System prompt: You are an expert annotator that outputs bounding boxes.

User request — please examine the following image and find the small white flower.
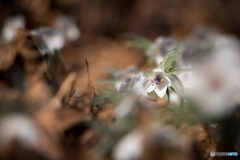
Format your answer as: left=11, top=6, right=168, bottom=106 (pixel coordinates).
left=54, top=15, right=80, bottom=41
left=30, top=27, right=65, bottom=55
left=113, top=129, right=143, bottom=160
left=114, top=65, right=142, bottom=90
left=0, top=114, right=41, bottom=149
left=1, top=15, right=25, bottom=42
left=118, top=74, right=148, bottom=97
left=192, top=35, right=240, bottom=117
left=143, top=68, right=171, bottom=98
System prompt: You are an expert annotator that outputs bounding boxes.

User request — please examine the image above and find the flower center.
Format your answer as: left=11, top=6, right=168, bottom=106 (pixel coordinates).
left=153, top=73, right=165, bottom=85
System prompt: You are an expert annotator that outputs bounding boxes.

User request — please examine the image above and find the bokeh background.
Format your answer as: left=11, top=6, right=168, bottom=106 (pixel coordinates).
left=0, top=0, right=240, bottom=160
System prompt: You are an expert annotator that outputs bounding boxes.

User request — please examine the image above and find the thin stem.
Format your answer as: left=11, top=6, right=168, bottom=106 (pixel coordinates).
left=172, top=74, right=184, bottom=109
left=172, top=75, right=184, bottom=93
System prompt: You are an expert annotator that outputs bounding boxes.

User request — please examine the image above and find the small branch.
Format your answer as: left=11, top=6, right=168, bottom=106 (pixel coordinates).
left=85, top=59, right=90, bottom=81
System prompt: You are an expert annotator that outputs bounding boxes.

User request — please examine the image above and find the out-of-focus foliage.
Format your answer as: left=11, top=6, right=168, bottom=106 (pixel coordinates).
left=1, top=1, right=240, bottom=160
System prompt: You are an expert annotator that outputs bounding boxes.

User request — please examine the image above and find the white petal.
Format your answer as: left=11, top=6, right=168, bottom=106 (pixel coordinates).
left=154, top=78, right=170, bottom=98
left=113, top=129, right=143, bottom=160
left=133, top=79, right=148, bottom=97
left=118, top=83, right=129, bottom=94
left=153, top=68, right=164, bottom=73
left=142, top=76, right=154, bottom=93
left=154, top=85, right=168, bottom=98
left=115, top=81, right=123, bottom=90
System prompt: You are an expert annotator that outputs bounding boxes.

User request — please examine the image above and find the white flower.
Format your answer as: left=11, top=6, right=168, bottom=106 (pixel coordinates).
left=1, top=15, right=25, bottom=42
left=118, top=74, right=148, bottom=97
left=0, top=114, right=41, bottom=149
left=54, top=15, right=80, bottom=41
left=192, top=35, right=240, bottom=117
left=114, top=65, right=142, bottom=90
left=146, top=37, right=175, bottom=64
left=143, top=68, right=171, bottom=98
left=30, top=27, right=65, bottom=55
left=113, top=129, right=143, bottom=160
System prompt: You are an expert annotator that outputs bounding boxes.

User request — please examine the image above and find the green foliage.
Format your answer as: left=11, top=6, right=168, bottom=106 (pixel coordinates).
left=127, top=34, right=152, bottom=52
left=104, top=66, right=120, bottom=77
left=97, top=78, right=116, bottom=84
left=95, top=88, right=121, bottom=106
left=158, top=42, right=183, bottom=71
left=170, top=81, right=187, bottom=100
left=166, top=68, right=192, bottom=75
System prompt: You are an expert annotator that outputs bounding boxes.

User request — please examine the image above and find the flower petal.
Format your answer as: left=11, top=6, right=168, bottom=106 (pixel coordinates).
left=154, top=77, right=170, bottom=98
left=154, top=84, right=168, bottom=98
left=142, top=76, right=154, bottom=93
left=132, top=77, right=148, bottom=97
left=153, top=68, right=164, bottom=73
left=118, top=83, right=129, bottom=94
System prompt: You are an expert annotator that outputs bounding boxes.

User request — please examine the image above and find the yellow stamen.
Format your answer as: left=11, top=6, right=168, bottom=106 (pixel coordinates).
left=127, top=87, right=129, bottom=90
left=161, top=77, right=165, bottom=83
left=149, top=77, right=152, bottom=80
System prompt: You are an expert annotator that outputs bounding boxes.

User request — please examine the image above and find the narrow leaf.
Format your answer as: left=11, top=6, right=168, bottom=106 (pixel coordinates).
left=164, top=51, right=182, bottom=71
left=165, top=65, right=172, bottom=72
left=157, top=42, right=183, bottom=69
left=147, top=57, right=154, bottom=65
left=170, top=81, right=187, bottom=100
left=167, top=68, right=192, bottom=75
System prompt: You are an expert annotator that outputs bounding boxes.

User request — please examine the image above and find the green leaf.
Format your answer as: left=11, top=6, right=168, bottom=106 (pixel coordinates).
left=170, top=81, right=187, bottom=100
left=167, top=68, right=192, bottom=75
left=126, top=34, right=152, bottom=52
left=127, top=40, right=150, bottom=51
left=97, top=79, right=116, bottom=84
left=166, top=74, right=175, bottom=79
left=104, top=66, right=119, bottom=76
left=157, top=42, right=183, bottom=70
left=164, top=51, right=182, bottom=71
left=147, top=57, right=154, bottom=65
left=143, top=71, right=155, bottom=76
left=165, top=65, right=172, bottom=72
left=128, top=34, right=152, bottom=45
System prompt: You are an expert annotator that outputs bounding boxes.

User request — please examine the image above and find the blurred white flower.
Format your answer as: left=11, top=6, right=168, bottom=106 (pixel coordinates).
left=147, top=36, right=175, bottom=64
left=30, top=27, right=65, bottom=55
left=54, top=15, right=80, bottom=41
left=118, top=74, right=148, bottom=97
left=115, top=95, right=138, bottom=120
left=113, top=129, right=143, bottom=160
left=169, top=91, right=180, bottom=104
left=143, top=68, right=171, bottom=98
left=114, top=65, right=142, bottom=89
left=193, top=35, right=240, bottom=117
left=0, top=114, right=41, bottom=149
left=177, top=26, right=216, bottom=69
left=1, top=15, right=25, bottom=42
left=178, top=72, right=193, bottom=90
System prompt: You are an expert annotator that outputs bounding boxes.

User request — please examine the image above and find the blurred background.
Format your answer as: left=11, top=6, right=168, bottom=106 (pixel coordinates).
left=1, top=0, right=240, bottom=160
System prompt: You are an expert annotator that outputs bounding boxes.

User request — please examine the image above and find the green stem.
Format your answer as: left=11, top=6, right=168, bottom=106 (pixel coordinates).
left=172, top=75, right=184, bottom=109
